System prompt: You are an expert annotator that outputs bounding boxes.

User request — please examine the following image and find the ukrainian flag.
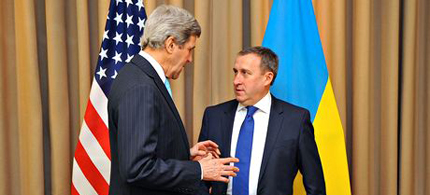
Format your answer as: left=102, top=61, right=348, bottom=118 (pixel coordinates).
left=262, top=0, right=351, bottom=194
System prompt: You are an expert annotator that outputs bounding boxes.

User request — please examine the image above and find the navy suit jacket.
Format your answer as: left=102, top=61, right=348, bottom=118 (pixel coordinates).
left=108, top=55, right=201, bottom=195
left=198, top=96, right=326, bottom=195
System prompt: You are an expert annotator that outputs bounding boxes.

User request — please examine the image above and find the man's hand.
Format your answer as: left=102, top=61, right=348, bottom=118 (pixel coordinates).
left=190, top=140, right=221, bottom=161
left=199, top=153, right=239, bottom=183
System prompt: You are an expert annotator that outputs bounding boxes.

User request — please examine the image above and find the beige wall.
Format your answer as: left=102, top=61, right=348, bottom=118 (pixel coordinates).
left=1, top=0, right=429, bottom=194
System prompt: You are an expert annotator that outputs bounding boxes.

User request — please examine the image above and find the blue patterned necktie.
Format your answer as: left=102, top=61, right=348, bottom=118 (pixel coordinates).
left=233, top=106, right=258, bottom=195
left=164, top=78, right=172, bottom=97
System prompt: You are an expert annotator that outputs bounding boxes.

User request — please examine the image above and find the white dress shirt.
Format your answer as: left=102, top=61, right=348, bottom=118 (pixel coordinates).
left=227, top=92, right=272, bottom=195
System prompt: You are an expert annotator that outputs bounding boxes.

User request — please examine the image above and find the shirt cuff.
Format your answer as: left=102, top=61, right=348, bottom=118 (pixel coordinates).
left=198, top=161, right=204, bottom=180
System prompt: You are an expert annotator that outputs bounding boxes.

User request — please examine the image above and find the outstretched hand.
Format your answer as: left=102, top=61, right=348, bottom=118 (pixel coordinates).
left=199, top=153, right=239, bottom=183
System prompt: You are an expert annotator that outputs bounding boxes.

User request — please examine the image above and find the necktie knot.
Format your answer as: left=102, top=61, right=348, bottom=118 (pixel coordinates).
left=246, top=106, right=258, bottom=117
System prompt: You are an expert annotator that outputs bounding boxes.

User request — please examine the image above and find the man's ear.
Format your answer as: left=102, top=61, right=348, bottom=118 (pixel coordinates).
left=164, top=36, right=176, bottom=54
left=265, top=71, right=274, bottom=86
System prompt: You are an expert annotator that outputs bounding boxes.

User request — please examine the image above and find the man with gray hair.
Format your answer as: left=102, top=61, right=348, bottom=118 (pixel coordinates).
left=108, top=5, right=239, bottom=195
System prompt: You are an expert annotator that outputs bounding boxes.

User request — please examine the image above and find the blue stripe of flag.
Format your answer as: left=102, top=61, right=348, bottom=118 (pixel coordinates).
left=263, top=0, right=328, bottom=122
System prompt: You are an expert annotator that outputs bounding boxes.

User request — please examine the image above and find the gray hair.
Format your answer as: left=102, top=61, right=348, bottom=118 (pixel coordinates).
left=141, top=5, right=201, bottom=49
left=238, top=46, right=279, bottom=85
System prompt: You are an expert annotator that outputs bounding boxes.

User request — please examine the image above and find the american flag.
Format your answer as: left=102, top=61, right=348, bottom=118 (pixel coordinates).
left=72, top=0, right=146, bottom=194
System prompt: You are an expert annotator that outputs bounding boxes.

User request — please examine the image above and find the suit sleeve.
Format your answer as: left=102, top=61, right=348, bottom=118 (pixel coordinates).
left=116, top=84, right=201, bottom=193
left=298, top=110, right=326, bottom=195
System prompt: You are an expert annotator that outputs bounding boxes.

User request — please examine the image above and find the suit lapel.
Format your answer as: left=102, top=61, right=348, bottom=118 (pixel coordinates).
left=220, top=100, right=238, bottom=192
left=222, top=101, right=238, bottom=158
left=131, top=55, right=191, bottom=154
left=258, top=95, right=284, bottom=183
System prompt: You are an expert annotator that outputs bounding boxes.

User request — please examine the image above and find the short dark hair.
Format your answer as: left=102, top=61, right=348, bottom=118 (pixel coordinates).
left=238, top=46, right=279, bottom=85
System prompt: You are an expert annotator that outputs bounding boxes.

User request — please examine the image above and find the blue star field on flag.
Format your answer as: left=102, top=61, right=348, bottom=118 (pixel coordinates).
left=95, top=0, right=147, bottom=96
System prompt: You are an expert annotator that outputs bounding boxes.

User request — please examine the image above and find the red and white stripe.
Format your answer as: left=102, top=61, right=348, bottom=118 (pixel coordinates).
left=72, top=79, right=111, bottom=195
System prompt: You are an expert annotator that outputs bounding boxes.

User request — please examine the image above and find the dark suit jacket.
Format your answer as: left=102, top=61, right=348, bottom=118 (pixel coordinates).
left=198, top=95, right=326, bottom=195
left=108, top=55, right=201, bottom=195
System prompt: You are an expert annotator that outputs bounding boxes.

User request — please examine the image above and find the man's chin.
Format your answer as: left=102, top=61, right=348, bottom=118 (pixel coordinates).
left=172, top=71, right=184, bottom=80
left=235, top=96, right=245, bottom=103
left=170, top=74, right=180, bottom=80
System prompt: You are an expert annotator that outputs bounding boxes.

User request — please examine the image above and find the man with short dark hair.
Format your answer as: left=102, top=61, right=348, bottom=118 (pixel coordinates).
left=108, top=5, right=239, bottom=195
left=199, top=46, right=326, bottom=195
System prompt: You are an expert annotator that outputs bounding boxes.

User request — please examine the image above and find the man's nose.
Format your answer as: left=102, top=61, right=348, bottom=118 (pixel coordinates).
left=187, top=54, right=193, bottom=63
left=233, top=75, right=241, bottom=85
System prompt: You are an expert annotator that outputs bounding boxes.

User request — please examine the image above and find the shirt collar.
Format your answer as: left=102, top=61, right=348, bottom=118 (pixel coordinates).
left=139, top=50, right=166, bottom=83
left=237, top=91, right=272, bottom=114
